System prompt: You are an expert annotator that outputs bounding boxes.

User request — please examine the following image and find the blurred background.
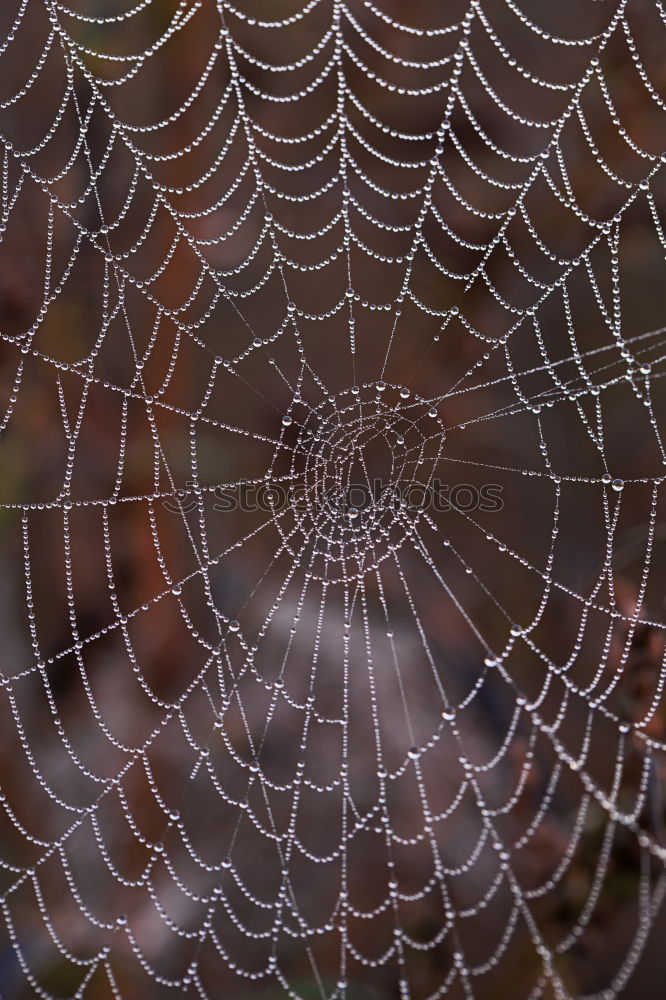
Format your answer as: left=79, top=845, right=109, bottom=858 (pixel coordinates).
left=1, top=0, right=666, bottom=997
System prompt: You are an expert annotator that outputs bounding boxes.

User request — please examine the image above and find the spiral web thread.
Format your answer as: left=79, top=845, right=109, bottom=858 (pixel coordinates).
left=2, top=0, right=666, bottom=997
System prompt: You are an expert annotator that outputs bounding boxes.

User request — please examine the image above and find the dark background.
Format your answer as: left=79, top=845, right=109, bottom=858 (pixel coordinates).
left=0, top=1, right=666, bottom=997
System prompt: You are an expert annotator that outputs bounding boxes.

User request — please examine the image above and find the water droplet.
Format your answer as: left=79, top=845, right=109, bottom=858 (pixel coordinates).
left=400, top=387, right=410, bottom=399
left=282, top=415, right=292, bottom=426
left=228, top=620, right=240, bottom=633
left=611, top=478, right=624, bottom=492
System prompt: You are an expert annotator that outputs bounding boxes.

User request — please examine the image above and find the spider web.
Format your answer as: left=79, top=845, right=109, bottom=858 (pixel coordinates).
left=1, top=0, right=666, bottom=997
